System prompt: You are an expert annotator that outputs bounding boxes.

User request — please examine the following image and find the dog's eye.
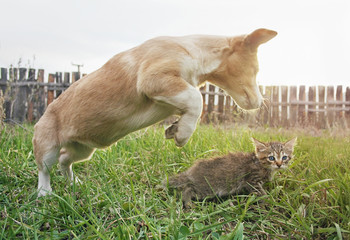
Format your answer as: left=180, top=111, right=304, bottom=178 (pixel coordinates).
left=268, top=156, right=275, bottom=161
left=282, top=156, right=288, bottom=161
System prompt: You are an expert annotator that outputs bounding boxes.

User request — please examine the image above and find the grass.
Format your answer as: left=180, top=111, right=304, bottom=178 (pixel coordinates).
left=1, top=123, right=350, bottom=239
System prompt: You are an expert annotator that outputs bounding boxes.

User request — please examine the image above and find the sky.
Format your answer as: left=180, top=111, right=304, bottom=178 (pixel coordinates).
left=0, top=0, right=350, bottom=86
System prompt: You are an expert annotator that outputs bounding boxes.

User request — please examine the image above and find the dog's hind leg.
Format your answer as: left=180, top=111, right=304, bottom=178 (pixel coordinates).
left=33, top=131, right=60, bottom=197
left=59, top=142, right=95, bottom=184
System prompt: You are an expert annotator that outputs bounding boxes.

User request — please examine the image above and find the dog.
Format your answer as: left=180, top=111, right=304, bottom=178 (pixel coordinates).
left=32, top=28, right=277, bottom=197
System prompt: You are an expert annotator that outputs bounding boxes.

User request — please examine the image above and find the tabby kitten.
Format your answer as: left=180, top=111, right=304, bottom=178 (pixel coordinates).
left=164, top=137, right=297, bottom=206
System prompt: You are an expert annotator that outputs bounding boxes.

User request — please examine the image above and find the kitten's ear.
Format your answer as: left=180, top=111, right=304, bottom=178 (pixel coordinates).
left=252, top=137, right=268, bottom=152
left=284, top=137, right=297, bottom=151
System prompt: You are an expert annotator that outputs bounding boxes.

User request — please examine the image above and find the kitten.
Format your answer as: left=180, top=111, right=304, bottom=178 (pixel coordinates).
left=164, top=137, right=297, bottom=206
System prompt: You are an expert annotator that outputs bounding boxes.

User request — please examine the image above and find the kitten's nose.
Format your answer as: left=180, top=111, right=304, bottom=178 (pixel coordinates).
left=276, top=161, right=282, bottom=168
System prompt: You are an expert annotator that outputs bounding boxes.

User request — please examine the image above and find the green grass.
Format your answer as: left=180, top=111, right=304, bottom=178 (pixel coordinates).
left=1, top=124, right=350, bottom=239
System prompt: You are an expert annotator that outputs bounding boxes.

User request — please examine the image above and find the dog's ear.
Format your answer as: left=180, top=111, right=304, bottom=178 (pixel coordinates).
left=244, top=28, right=277, bottom=51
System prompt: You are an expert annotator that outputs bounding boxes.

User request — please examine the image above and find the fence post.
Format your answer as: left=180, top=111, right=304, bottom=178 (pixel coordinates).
left=298, top=86, right=306, bottom=126
left=218, top=89, right=224, bottom=122
left=207, top=84, right=215, bottom=123
left=317, top=86, right=326, bottom=128
left=36, top=69, right=46, bottom=119
left=308, top=86, right=316, bottom=126
left=0, top=68, right=7, bottom=96
left=0, top=68, right=9, bottom=121
left=12, top=68, right=28, bottom=122
left=224, top=95, right=231, bottom=122
left=56, top=72, right=63, bottom=97
left=326, top=86, right=335, bottom=128
left=72, top=72, right=80, bottom=83
left=264, top=86, right=272, bottom=126
left=64, top=72, right=70, bottom=86
left=281, top=86, right=288, bottom=127
left=289, top=86, right=297, bottom=127
left=271, top=86, right=279, bottom=127
left=200, top=85, right=207, bottom=123
left=6, top=68, right=17, bottom=120
left=256, top=86, right=266, bottom=126
left=346, top=87, right=350, bottom=127
left=27, top=69, right=36, bottom=122
left=336, top=85, right=343, bottom=122
left=47, top=74, right=55, bottom=106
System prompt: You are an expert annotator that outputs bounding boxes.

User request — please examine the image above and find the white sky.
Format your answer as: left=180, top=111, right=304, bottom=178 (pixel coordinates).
left=0, top=0, right=349, bottom=86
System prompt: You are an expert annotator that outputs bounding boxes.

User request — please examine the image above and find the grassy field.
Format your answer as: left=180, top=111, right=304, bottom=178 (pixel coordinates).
left=1, top=124, right=350, bottom=239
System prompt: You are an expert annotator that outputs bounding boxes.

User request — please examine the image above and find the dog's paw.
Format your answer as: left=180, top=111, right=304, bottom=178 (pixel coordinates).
left=165, top=120, right=195, bottom=147
left=37, top=188, right=52, bottom=197
left=165, top=120, right=179, bottom=139
left=174, top=134, right=189, bottom=147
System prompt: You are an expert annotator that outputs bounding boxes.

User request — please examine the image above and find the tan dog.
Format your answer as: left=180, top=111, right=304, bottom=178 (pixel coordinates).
left=33, top=28, right=277, bottom=196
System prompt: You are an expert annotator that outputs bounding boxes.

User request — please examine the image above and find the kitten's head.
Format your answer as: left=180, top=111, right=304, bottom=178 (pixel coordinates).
left=252, top=137, right=297, bottom=170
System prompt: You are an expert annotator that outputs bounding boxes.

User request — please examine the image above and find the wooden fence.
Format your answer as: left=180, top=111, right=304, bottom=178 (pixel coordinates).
left=0, top=68, right=82, bottom=123
left=200, top=84, right=350, bottom=128
left=1, top=67, right=350, bottom=128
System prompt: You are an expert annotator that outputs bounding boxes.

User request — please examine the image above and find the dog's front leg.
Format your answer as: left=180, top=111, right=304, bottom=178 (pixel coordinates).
left=155, top=86, right=203, bottom=147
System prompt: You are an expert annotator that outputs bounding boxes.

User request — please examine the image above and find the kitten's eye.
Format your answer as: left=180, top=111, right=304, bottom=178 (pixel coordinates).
left=268, top=156, right=275, bottom=161
left=282, top=156, right=288, bottom=161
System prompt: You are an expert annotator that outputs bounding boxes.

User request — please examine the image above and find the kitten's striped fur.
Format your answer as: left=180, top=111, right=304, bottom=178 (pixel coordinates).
left=165, top=137, right=297, bottom=206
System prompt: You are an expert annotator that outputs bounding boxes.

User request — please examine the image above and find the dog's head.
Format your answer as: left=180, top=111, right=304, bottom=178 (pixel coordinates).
left=211, top=28, right=277, bottom=110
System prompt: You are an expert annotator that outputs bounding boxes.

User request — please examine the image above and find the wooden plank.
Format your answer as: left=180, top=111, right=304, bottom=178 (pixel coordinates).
left=207, top=84, right=215, bottom=122
left=200, top=85, right=207, bottom=123
left=37, top=69, right=45, bottom=118
left=346, top=87, right=350, bottom=127
left=0, top=90, right=3, bottom=124
left=6, top=68, right=18, bottom=120
left=271, top=86, right=279, bottom=127
left=308, top=86, right=316, bottom=126
left=72, top=72, right=76, bottom=83
left=263, top=86, right=272, bottom=126
left=72, top=72, right=80, bottom=83
left=289, top=86, right=297, bottom=127
left=225, top=95, right=231, bottom=121
left=281, top=86, right=288, bottom=127
left=47, top=74, right=55, bottom=106
left=0, top=68, right=7, bottom=95
left=255, top=86, right=262, bottom=125
left=298, top=85, right=306, bottom=126
left=27, top=69, right=36, bottom=122
left=12, top=68, right=27, bottom=122
left=318, top=86, right=326, bottom=128
left=326, top=86, right=335, bottom=127
left=56, top=72, right=63, bottom=97
left=64, top=72, right=70, bottom=84
left=0, top=68, right=10, bottom=121
left=218, top=88, right=224, bottom=122
left=336, top=85, right=343, bottom=120
left=10, top=68, right=18, bottom=82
